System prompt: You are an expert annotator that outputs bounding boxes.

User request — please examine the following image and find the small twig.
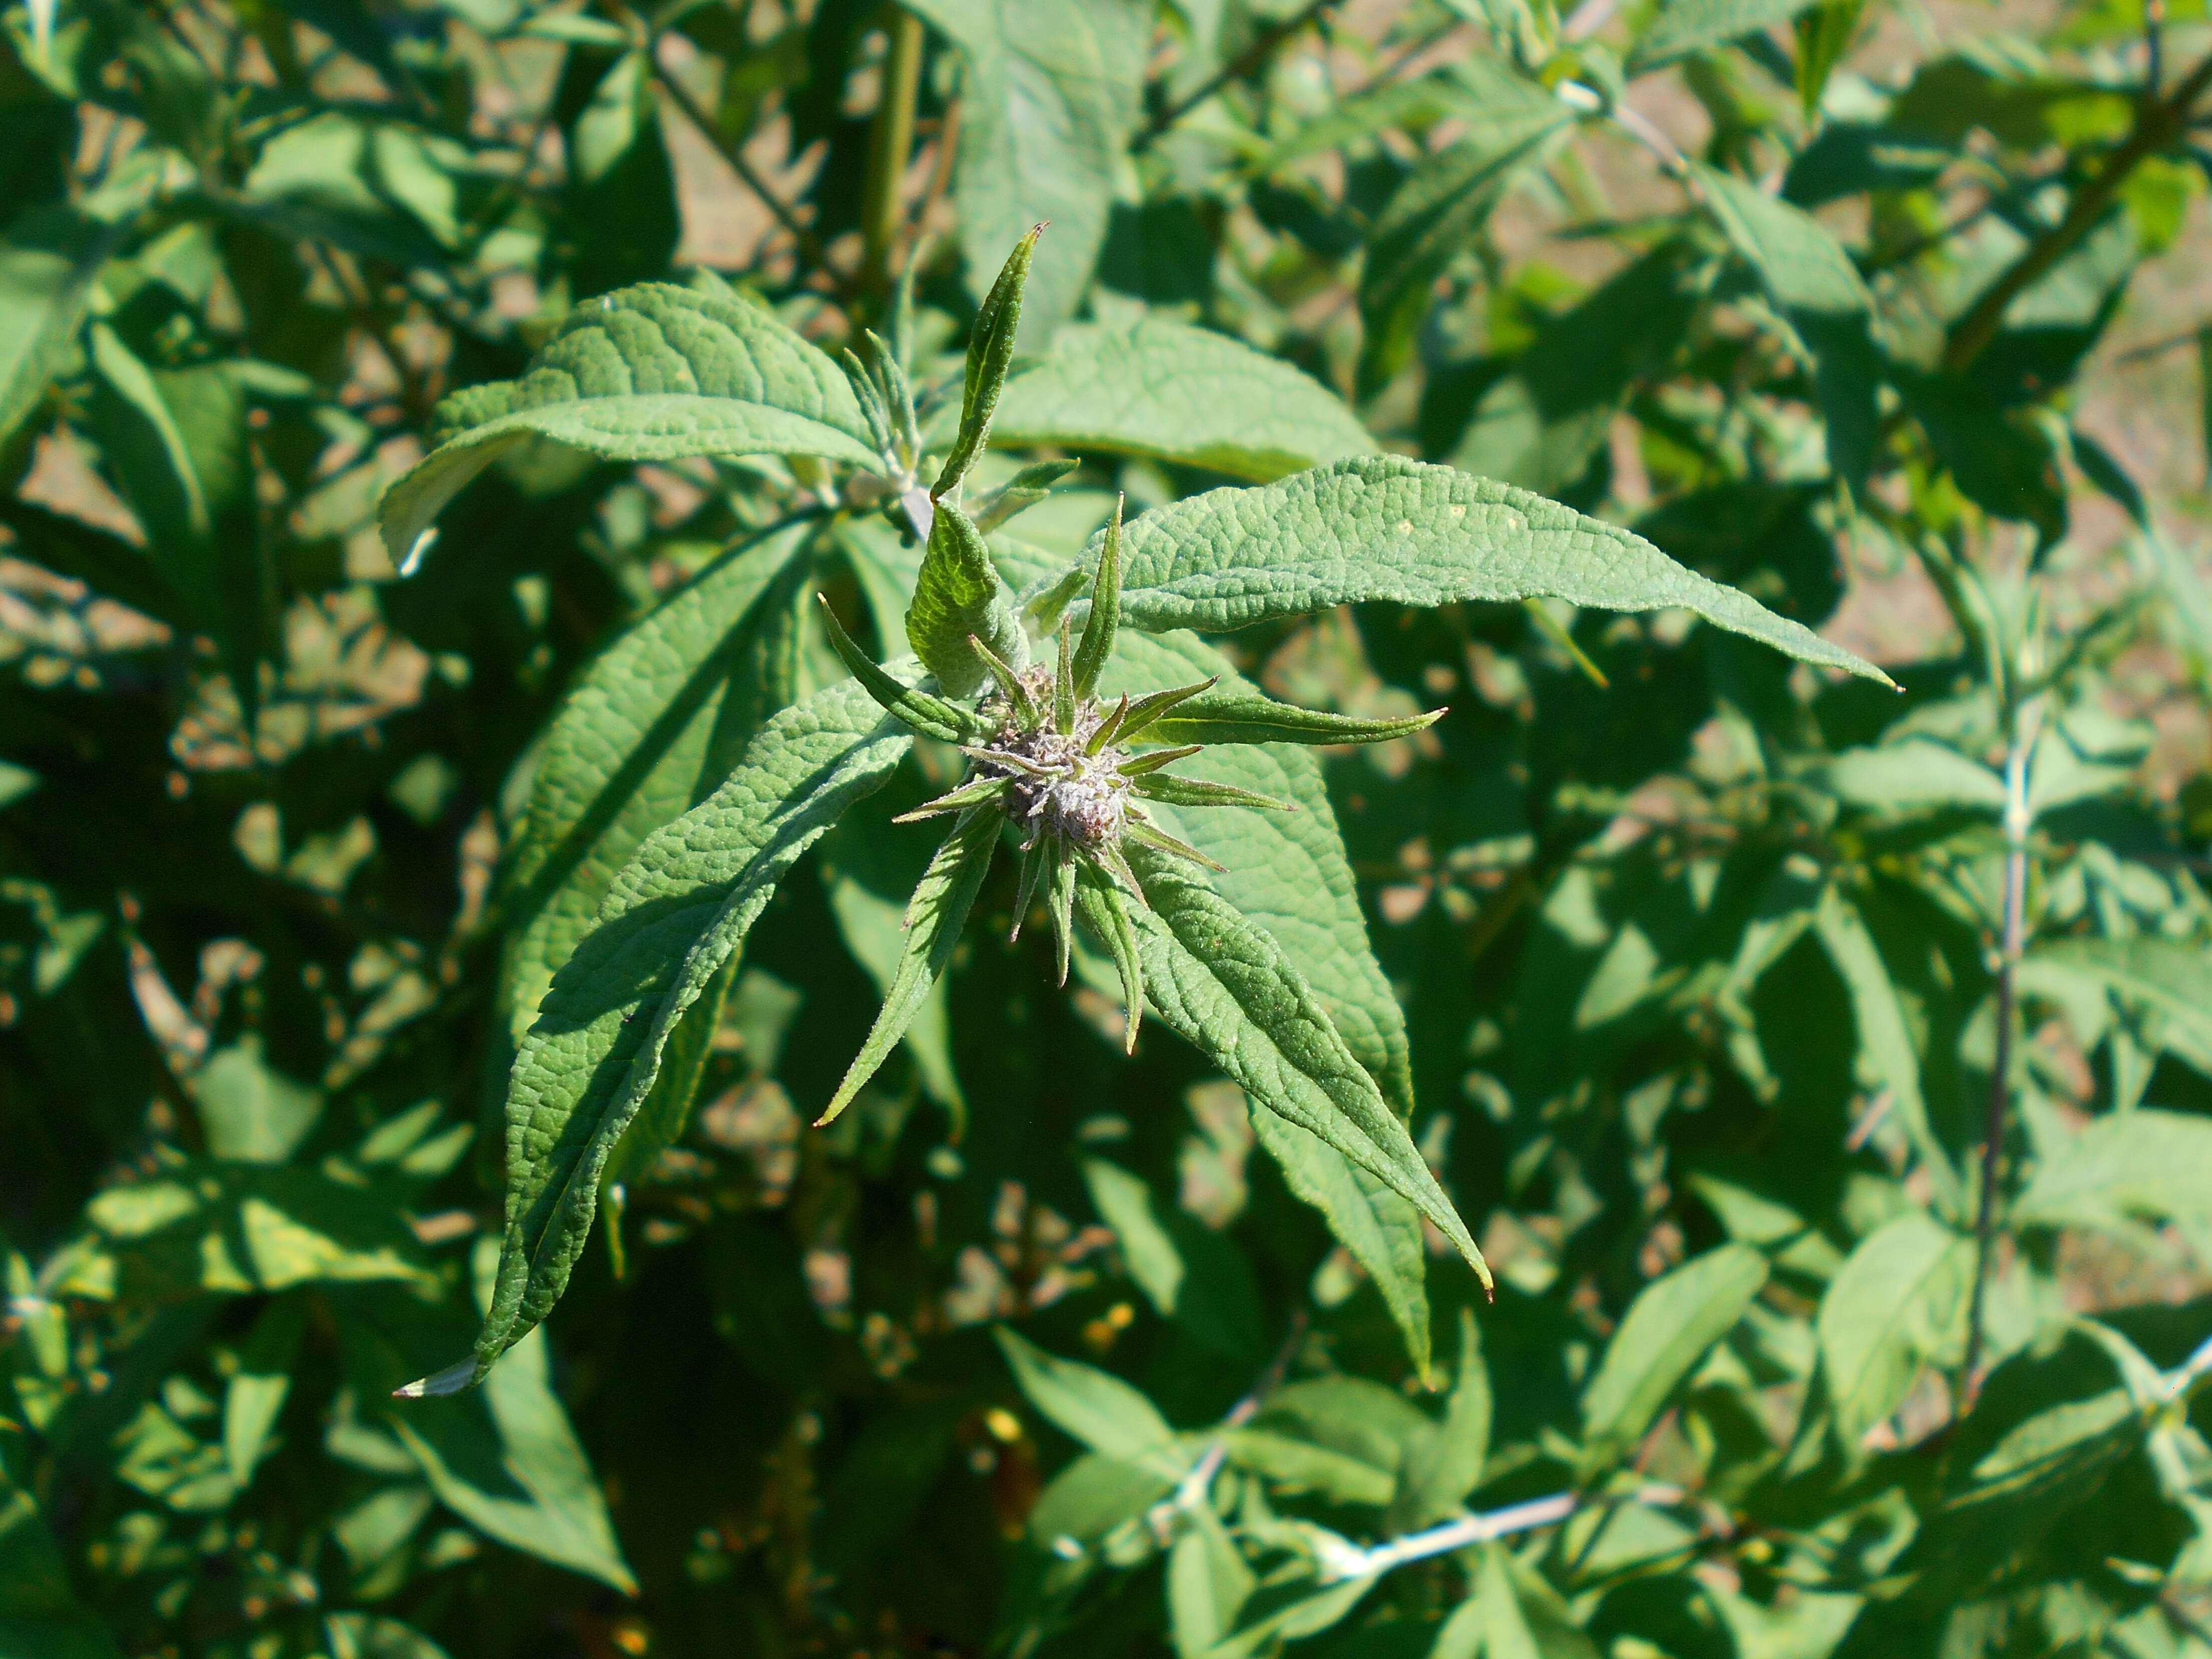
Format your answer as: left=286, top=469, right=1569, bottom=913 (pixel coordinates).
left=2147, top=0, right=2166, bottom=98
left=1144, top=1312, right=1308, bottom=1539
left=1316, top=1484, right=1682, bottom=1582
left=1135, top=0, right=1338, bottom=151
left=1961, top=693, right=2043, bottom=1403
left=860, top=5, right=926, bottom=298
left=1943, top=50, right=2212, bottom=375
left=649, top=39, right=851, bottom=298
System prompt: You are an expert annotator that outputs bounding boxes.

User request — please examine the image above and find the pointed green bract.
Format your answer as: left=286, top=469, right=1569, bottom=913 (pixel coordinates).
left=818, top=809, right=999, bottom=1126
left=1073, top=866, right=1144, bottom=1052
left=818, top=594, right=988, bottom=742
left=458, top=679, right=914, bottom=1384
left=1146, top=694, right=1442, bottom=748
left=1048, top=844, right=1077, bottom=984
left=1123, top=844, right=1490, bottom=1295
left=893, top=773, right=1014, bottom=822
left=1097, top=456, right=1892, bottom=684
left=1053, top=625, right=1076, bottom=735
left=934, top=225, right=1042, bottom=501
left=1071, top=494, right=1122, bottom=700
left=1128, top=773, right=1295, bottom=813
left=908, top=499, right=1028, bottom=695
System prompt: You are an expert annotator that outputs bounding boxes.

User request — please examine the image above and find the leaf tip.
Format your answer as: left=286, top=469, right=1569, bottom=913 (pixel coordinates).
left=393, top=1356, right=476, bottom=1399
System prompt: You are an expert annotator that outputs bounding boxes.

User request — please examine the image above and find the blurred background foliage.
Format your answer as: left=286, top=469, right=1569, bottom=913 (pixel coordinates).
left=5, top=0, right=2212, bottom=1655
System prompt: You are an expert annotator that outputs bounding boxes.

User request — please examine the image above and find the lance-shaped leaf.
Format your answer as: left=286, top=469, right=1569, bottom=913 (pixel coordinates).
left=817, top=594, right=990, bottom=742
left=1070, top=495, right=1122, bottom=700
left=907, top=498, right=1027, bottom=695
left=1696, top=164, right=1874, bottom=318
left=1106, top=632, right=1418, bottom=1118
left=818, top=808, right=999, bottom=1126
left=1095, top=456, right=1890, bottom=683
left=443, top=679, right=914, bottom=1387
left=1146, top=694, right=1442, bottom=749
left=378, top=283, right=878, bottom=566
left=981, top=319, right=1377, bottom=482
left=1359, top=59, right=1573, bottom=391
left=1631, top=0, right=1825, bottom=72
left=0, top=205, right=120, bottom=450
left=1124, top=845, right=1489, bottom=1291
left=1073, top=864, right=1144, bottom=1051
left=933, top=225, right=1041, bottom=500
left=1579, top=1244, right=1769, bottom=1474
left=502, top=523, right=813, bottom=1049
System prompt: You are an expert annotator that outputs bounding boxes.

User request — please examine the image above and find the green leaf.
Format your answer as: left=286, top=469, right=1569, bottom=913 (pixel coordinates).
left=1359, top=60, right=1572, bottom=390
left=1580, top=1244, right=1769, bottom=1470
left=466, top=679, right=913, bottom=1382
left=1083, top=1159, right=1186, bottom=1317
left=2014, top=1108, right=2212, bottom=1232
left=1249, top=1110, right=1433, bottom=1373
left=1221, top=1428, right=1397, bottom=1507
left=194, top=1035, right=323, bottom=1165
left=907, top=499, right=1027, bottom=695
left=501, top=523, right=813, bottom=1049
left=1101, top=457, right=1890, bottom=683
left=1433, top=1543, right=1601, bottom=1659
left=86, top=326, right=266, bottom=714
left=1817, top=1212, right=1973, bottom=1449
left=84, top=1164, right=431, bottom=1297
left=1404, top=1308, right=1494, bottom=1526
left=223, top=1294, right=305, bottom=1489
left=1103, top=630, right=1435, bottom=1364
left=1696, top=165, right=1874, bottom=318
left=819, top=807, right=998, bottom=1125
left=388, top=1245, right=635, bottom=1593
left=993, top=1326, right=1185, bottom=1478
left=1630, top=0, right=1824, bottom=72
left=1794, top=0, right=1866, bottom=119
left=1105, top=633, right=1416, bottom=1112
left=1146, top=693, right=1441, bottom=749
left=1207, top=1574, right=1378, bottom=1659
left=1125, top=845, right=1488, bottom=1298
left=1811, top=888, right=1964, bottom=1218
left=1822, top=740, right=2006, bottom=815
left=985, top=319, right=1377, bottom=482
left=0, top=205, right=115, bottom=451
left=2030, top=936, right=2212, bottom=1078
left=324, top=1613, right=453, bottom=1659
left=1169, top=1512, right=1256, bottom=1659
left=0, top=1466, right=124, bottom=1659
left=566, top=51, right=679, bottom=298
left=934, top=226, right=1041, bottom=500
left=903, top=0, right=1151, bottom=338
left=822, top=821, right=967, bottom=1116
left=378, top=283, right=877, bottom=566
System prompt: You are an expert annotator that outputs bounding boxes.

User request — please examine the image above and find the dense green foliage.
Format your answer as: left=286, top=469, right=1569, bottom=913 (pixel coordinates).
left=4, top=0, right=2212, bottom=1656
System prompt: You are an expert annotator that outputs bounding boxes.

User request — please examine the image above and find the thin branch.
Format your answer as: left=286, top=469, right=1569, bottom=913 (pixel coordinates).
left=1135, top=0, right=1338, bottom=151
left=1943, top=50, right=2212, bottom=375
left=1317, top=1484, right=1682, bottom=1582
left=860, top=5, right=926, bottom=298
left=1961, top=692, right=2043, bottom=1404
left=1144, top=1311, right=1307, bottom=1539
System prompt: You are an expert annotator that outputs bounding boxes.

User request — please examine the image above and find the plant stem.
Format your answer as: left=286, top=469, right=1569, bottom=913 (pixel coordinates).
left=1961, top=693, right=2041, bottom=1403
left=1134, top=0, right=1337, bottom=151
left=1943, top=50, right=2212, bottom=374
left=860, top=5, right=926, bottom=298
